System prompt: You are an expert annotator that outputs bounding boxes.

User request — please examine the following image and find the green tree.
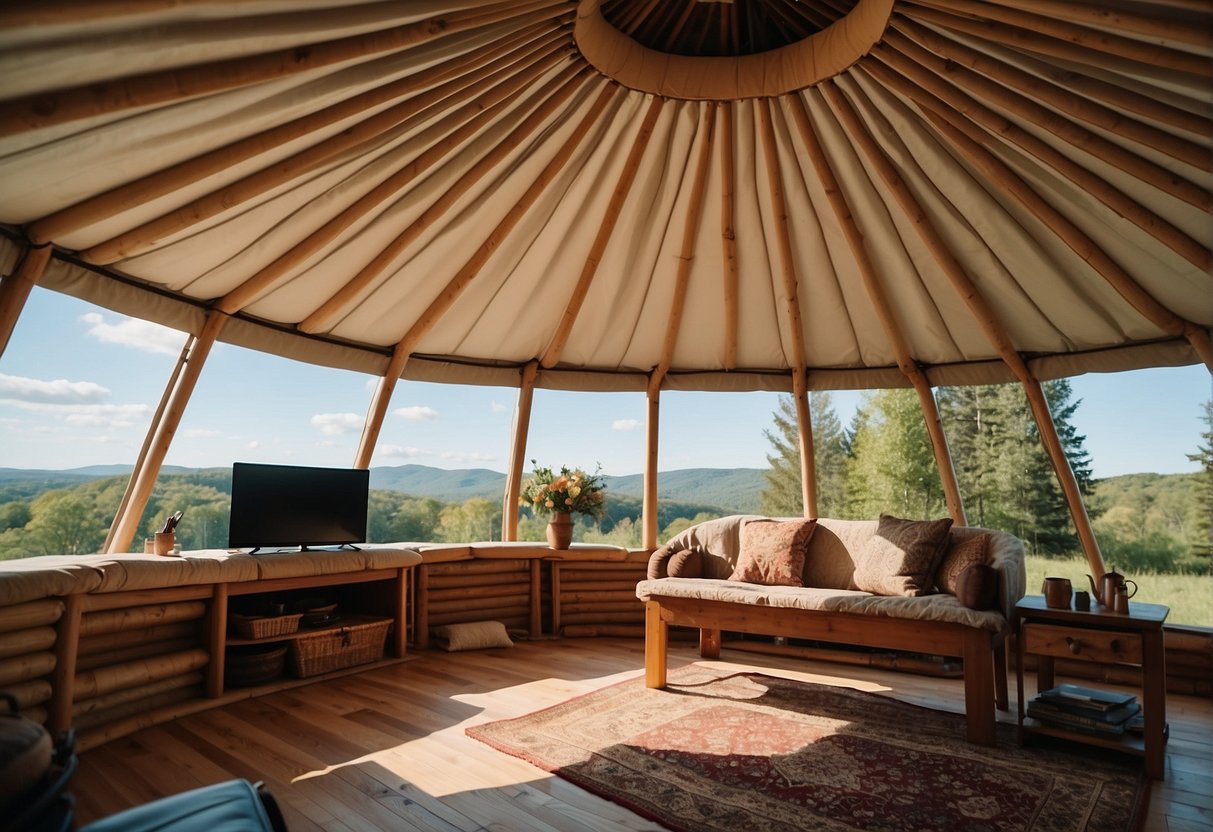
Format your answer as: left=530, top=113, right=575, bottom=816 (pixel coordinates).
left=847, top=389, right=944, bottom=519
left=437, top=498, right=500, bottom=542
left=1187, top=399, right=1213, bottom=560
left=0, top=501, right=31, bottom=532
left=760, top=392, right=850, bottom=517
left=26, top=491, right=108, bottom=555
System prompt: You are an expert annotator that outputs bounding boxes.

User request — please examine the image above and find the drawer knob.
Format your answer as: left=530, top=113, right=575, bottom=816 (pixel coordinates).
left=1109, top=639, right=1121, bottom=653
left=1065, top=636, right=1082, bottom=655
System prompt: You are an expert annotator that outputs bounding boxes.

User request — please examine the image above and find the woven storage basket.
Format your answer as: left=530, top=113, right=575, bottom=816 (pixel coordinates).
left=232, top=612, right=303, bottom=639
left=225, top=643, right=288, bottom=687
left=288, top=618, right=391, bottom=677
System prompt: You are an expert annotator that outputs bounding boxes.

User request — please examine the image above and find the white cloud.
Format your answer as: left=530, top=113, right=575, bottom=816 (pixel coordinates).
left=378, top=445, right=425, bottom=459
left=0, top=373, right=109, bottom=404
left=612, top=418, right=641, bottom=431
left=182, top=428, right=220, bottom=438
left=80, top=312, right=185, bottom=356
left=490, top=400, right=507, bottom=413
left=438, top=450, right=496, bottom=463
left=310, top=412, right=362, bottom=436
left=246, top=440, right=260, bottom=449
left=394, top=405, right=437, bottom=421
left=80, top=309, right=185, bottom=354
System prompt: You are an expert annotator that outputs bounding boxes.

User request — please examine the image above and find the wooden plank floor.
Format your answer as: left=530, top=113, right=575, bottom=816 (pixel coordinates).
left=72, top=638, right=1211, bottom=831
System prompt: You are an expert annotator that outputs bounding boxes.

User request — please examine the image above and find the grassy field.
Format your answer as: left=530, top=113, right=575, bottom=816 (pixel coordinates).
left=1024, top=554, right=1212, bottom=628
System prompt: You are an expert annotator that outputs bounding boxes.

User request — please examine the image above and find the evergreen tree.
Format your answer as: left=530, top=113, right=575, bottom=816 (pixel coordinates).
left=760, top=392, right=850, bottom=517
left=1187, top=399, right=1213, bottom=560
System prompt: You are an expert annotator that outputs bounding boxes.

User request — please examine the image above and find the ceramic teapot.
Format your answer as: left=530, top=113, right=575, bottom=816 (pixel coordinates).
left=1086, top=568, right=1137, bottom=608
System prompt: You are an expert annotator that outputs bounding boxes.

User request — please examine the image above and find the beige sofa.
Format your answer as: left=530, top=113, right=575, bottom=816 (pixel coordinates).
left=635, top=515, right=1027, bottom=745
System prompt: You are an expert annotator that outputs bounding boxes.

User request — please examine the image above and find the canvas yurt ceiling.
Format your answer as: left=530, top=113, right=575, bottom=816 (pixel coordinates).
left=0, top=0, right=1210, bottom=395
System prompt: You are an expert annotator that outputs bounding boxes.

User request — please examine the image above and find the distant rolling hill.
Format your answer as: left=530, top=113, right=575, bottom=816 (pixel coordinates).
left=3, top=463, right=768, bottom=514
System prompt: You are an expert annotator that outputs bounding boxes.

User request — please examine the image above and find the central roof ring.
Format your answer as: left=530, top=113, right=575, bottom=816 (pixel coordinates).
left=574, top=0, right=894, bottom=100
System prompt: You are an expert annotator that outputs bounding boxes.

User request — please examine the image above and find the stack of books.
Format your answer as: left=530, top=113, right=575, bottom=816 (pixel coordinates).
left=1026, top=683, right=1140, bottom=737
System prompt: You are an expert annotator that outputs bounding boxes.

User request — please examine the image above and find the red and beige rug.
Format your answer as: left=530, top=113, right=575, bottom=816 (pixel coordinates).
left=466, top=668, right=1147, bottom=832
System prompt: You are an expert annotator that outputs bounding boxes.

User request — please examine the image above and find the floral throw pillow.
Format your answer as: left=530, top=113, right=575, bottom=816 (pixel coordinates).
left=854, top=514, right=953, bottom=596
left=728, top=518, right=817, bottom=587
left=935, top=533, right=990, bottom=596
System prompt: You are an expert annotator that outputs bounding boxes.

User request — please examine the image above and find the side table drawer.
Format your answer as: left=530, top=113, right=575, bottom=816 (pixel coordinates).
left=1023, top=623, right=1142, bottom=664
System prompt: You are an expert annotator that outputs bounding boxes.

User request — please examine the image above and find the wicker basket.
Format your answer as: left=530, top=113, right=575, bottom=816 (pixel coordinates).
left=232, top=612, right=303, bottom=639
left=288, top=617, right=391, bottom=678
left=225, top=643, right=288, bottom=687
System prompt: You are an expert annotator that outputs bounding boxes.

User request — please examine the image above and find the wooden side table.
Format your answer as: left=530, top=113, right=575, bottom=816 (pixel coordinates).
left=1014, top=595, right=1169, bottom=779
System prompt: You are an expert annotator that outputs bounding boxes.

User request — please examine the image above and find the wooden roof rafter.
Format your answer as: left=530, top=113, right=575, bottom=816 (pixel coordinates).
left=819, top=78, right=1104, bottom=572
left=0, top=0, right=571, bottom=138
left=216, top=57, right=584, bottom=316
left=891, top=18, right=1211, bottom=171
left=540, top=95, right=665, bottom=369
left=787, top=90, right=966, bottom=523
left=300, top=61, right=593, bottom=335
left=80, top=34, right=579, bottom=266
left=27, top=20, right=570, bottom=246
left=718, top=101, right=740, bottom=372
left=872, top=35, right=1212, bottom=270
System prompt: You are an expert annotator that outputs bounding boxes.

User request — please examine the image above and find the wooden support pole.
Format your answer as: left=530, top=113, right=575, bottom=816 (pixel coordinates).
left=504, top=361, right=540, bottom=541
left=48, top=594, right=82, bottom=735
left=791, top=370, right=818, bottom=518
left=102, top=333, right=193, bottom=554
left=108, top=311, right=228, bottom=554
left=643, top=382, right=660, bottom=550
left=206, top=584, right=226, bottom=698
left=0, top=243, right=51, bottom=360
left=354, top=343, right=410, bottom=470
left=541, top=96, right=665, bottom=368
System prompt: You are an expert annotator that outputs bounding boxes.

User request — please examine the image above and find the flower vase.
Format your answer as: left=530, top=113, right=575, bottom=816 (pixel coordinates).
left=546, top=511, right=573, bottom=549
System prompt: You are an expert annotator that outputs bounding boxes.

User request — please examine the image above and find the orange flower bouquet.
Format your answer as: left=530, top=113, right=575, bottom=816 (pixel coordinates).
left=519, top=462, right=606, bottom=518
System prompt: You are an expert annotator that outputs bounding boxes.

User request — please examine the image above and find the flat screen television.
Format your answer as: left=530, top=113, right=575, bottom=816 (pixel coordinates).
left=228, top=462, right=369, bottom=551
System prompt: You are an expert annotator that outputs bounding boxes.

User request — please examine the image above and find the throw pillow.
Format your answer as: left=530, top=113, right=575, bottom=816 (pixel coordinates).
left=667, top=546, right=704, bottom=578
left=935, top=533, right=990, bottom=596
left=853, top=514, right=953, bottom=596
left=431, top=620, right=514, bottom=652
left=956, top=563, right=999, bottom=611
left=728, top=518, right=817, bottom=587
left=646, top=543, right=683, bottom=579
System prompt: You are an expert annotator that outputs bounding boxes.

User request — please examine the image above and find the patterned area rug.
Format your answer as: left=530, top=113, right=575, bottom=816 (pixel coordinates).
left=466, top=668, right=1147, bottom=832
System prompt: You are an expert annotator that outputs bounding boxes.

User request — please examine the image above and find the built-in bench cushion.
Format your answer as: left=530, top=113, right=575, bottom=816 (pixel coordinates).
left=0, top=556, right=107, bottom=606
left=250, top=547, right=420, bottom=579
left=635, top=577, right=1007, bottom=631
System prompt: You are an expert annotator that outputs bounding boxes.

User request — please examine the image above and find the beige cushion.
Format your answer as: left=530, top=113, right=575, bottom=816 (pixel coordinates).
left=935, top=533, right=990, bottom=596
left=728, top=518, right=817, bottom=587
left=853, top=515, right=953, bottom=597
left=431, top=620, right=514, bottom=651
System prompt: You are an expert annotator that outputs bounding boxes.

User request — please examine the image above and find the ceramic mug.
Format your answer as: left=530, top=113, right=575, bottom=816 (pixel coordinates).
left=1042, top=577, right=1072, bottom=609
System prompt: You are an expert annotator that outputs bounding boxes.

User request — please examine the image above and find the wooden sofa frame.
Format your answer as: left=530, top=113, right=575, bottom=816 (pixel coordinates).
left=643, top=596, right=1008, bottom=745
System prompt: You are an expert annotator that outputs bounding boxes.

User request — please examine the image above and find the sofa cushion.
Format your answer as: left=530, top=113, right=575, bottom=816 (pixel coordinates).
left=935, top=533, right=990, bottom=596
left=956, top=563, right=999, bottom=611
left=853, top=514, right=953, bottom=597
left=668, top=546, right=704, bottom=578
left=728, top=518, right=816, bottom=587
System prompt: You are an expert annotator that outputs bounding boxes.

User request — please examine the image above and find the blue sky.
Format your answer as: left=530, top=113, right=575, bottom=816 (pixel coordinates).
left=2, top=287, right=1209, bottom=478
